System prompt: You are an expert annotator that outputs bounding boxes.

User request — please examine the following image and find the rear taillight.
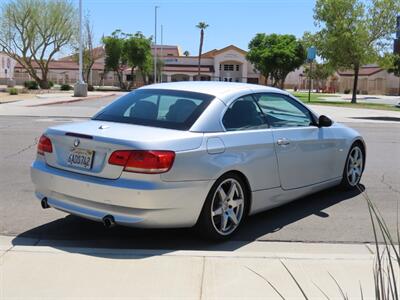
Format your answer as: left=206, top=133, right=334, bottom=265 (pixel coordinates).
left=108, top=150, right=175, bottom=174
left=37, top=135, right=53, bottom=155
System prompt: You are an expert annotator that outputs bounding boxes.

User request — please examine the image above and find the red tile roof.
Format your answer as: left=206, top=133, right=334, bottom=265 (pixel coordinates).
left=202, top=45, right=247, bottom=58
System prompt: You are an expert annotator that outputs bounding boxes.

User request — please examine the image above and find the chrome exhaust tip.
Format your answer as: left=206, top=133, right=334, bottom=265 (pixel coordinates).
left=41, top=197, right=50, bottom=209
left=102, top=215, right=115, bottom=228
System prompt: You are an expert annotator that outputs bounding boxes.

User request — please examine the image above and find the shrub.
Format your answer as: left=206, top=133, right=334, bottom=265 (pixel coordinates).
left=24, top=80, right=39, bottom=90
left=48, top=81, right=54, bottom=88
left=8, top=88, right=18, bottom=95
left=60, top=84, right=72, bottom=91
left=88, top=84, right=94, bottom=91
left=344, top=89, right=351, bottom=94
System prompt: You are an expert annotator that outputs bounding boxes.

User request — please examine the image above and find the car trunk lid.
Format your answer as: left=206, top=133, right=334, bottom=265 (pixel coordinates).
left=42, top=120, right=203, bottom=179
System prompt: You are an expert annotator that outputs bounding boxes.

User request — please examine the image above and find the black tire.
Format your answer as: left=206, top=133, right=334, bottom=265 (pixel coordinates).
left=196, top=173, right=249, bottom=241
left=340, top=143, right=364, bottom=190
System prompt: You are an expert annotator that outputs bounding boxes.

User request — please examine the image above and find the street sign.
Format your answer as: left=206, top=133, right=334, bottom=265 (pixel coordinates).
left=307, top=47, right=316, bottom=61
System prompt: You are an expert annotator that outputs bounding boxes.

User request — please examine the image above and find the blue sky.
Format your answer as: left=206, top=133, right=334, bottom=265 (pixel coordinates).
left=78, top=0, right=317, bottom=55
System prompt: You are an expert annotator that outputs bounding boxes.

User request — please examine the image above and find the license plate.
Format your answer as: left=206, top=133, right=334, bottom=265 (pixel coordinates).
left=67, top=148, right=94, bottom=170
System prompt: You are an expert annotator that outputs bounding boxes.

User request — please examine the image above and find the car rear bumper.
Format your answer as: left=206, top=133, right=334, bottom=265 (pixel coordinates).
left=31, top=160, right=213, bottom=228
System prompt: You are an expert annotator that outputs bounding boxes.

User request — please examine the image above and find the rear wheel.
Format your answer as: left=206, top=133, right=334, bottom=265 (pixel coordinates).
left=197, top=173, right=248, bottom=240
left=341, top=144, right=364, bottom=189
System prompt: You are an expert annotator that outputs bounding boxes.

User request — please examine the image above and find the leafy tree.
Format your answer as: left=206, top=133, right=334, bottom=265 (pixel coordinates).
left=0, top=0, right=77, bottom=89
left=314, top=0, right=399, bottom=103
left=247, top=33, right=306, bottom=88
left=301, top=31, right=318, bottom=50
left=183, top=50, right=190, bottom=56
left=124, top=32, right=152, bottom=89
left=303, top=62, right=334, bottom=91
left=196, top=22, right=209, bottom=77
left=102, top=30, right=153, bottom=89
left=138, top=56, right=163, bottom=85
left=102, top=30, right=127, bottom=90
left=380, top=53, right=400, bottom=95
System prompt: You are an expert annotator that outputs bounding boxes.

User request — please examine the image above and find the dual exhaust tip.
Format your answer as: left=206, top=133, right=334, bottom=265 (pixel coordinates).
left=41, top=197, right=116, bottom=229
left=102, top=215, right=116, bottom=228
left=41, top=197, right=50, bottom=209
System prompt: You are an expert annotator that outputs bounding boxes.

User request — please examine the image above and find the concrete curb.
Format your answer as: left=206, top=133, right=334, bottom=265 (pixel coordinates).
left=0, top=235, right=383, bottom=260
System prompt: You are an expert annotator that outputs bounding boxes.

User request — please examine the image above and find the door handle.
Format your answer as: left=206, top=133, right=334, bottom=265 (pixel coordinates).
left=277, top=138, right=290, bottom=145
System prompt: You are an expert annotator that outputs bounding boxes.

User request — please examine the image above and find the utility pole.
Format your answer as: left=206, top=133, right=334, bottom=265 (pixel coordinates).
left=154, top=6, right=158, bottom=84
left=160, top=24, right=163, bottom=83
left=74, top=0, right=88, bottom=96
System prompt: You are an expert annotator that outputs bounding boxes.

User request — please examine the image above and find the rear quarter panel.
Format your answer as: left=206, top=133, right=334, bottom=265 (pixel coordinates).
left=161, top=130, right=281, bottom=192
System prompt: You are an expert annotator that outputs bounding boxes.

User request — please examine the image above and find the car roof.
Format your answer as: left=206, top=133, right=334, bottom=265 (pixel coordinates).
left=138, top=81, right=288, bottom=103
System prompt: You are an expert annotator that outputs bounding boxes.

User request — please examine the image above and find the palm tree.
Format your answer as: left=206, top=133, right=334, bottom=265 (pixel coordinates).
left=196, top=22, right=209, bottom=78
left=183, top=50, right=190, bottom=56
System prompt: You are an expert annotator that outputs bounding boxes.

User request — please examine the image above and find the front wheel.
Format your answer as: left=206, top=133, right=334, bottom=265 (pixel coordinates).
left=196, top=173, right=248, bottom=240
left=340, top=144, right=364, bottom=189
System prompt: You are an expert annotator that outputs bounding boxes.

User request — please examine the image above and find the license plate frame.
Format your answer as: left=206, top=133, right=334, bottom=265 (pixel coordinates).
left=67, top=148, right=94, bottom=170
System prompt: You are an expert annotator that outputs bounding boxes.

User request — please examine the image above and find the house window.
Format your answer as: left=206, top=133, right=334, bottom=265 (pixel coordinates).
left=236, top=65, right=239, bottom=71
left=224, top=64, right=234, bottom=71
left=219, top=64, right=221, bottom=71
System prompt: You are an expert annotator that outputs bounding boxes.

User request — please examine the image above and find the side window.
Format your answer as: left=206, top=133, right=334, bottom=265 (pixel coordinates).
left=254, top=93, right=314, bottom=128
left=222, top=95, right=268, bottom=131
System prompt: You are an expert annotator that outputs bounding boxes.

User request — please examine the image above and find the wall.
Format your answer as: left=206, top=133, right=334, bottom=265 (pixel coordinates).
left=0, top=53, right=16, bottom=80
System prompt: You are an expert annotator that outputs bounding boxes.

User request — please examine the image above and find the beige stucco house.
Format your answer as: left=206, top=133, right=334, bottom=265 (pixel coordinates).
left=156, top=45, right=262, bottom=84
left=336, top=65, right=400, bottom=95
left=286, top=64, right=399, bottom=95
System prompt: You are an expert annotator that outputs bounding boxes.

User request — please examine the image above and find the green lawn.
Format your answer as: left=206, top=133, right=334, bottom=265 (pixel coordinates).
left=291, top=92, right=400, bottom=112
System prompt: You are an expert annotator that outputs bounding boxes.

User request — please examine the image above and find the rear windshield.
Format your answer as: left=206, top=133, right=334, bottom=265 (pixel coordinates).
left=93, top=89, right=214, bottom=130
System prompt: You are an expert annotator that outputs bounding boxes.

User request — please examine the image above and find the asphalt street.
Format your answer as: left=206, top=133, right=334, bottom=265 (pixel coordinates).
left=0, top=96, right=399, bottom=249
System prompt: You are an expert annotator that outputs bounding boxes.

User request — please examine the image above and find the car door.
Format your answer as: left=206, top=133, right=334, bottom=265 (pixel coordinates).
left=253, top=93, right=339, bottom=190
left=218, top=95, right=280, bottom=191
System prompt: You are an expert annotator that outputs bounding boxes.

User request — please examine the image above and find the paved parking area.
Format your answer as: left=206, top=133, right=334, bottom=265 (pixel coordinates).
left=0, top=113, right=399, bottom=248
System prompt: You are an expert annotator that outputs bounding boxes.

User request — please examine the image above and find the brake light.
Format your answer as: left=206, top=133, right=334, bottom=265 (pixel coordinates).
left=37, top=135, right=53, bottom=155
left=108, top=150, right=175, bottom=174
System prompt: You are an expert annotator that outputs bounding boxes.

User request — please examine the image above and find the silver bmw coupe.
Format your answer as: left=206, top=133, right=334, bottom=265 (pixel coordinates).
left=31, top=82, right=365, bottom=239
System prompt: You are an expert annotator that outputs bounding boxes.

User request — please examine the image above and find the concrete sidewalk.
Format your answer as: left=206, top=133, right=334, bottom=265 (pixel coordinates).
left=10, top=91, right=122, bottom=107
left=309, top=104, right=400, bottom=124
left=0, top=235, right=391, bottom=299
left=319, top=94, right=400, bottom=106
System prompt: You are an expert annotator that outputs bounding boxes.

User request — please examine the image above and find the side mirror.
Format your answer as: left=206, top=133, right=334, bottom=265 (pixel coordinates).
left=318, top=115, right=333, bottom=127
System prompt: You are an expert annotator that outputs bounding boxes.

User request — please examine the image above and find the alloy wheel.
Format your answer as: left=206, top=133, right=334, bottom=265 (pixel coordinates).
left=347, top=146, right=363, bottom=186
left=210, top=178, right=245, bottom=236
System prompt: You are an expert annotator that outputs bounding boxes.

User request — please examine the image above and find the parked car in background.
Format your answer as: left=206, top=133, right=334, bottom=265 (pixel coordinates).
left=31, top=82, right=366, bottom=239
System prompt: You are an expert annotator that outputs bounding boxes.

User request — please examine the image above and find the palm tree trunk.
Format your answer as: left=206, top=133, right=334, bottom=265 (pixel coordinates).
left=197, top=29, right=204, bottom=78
